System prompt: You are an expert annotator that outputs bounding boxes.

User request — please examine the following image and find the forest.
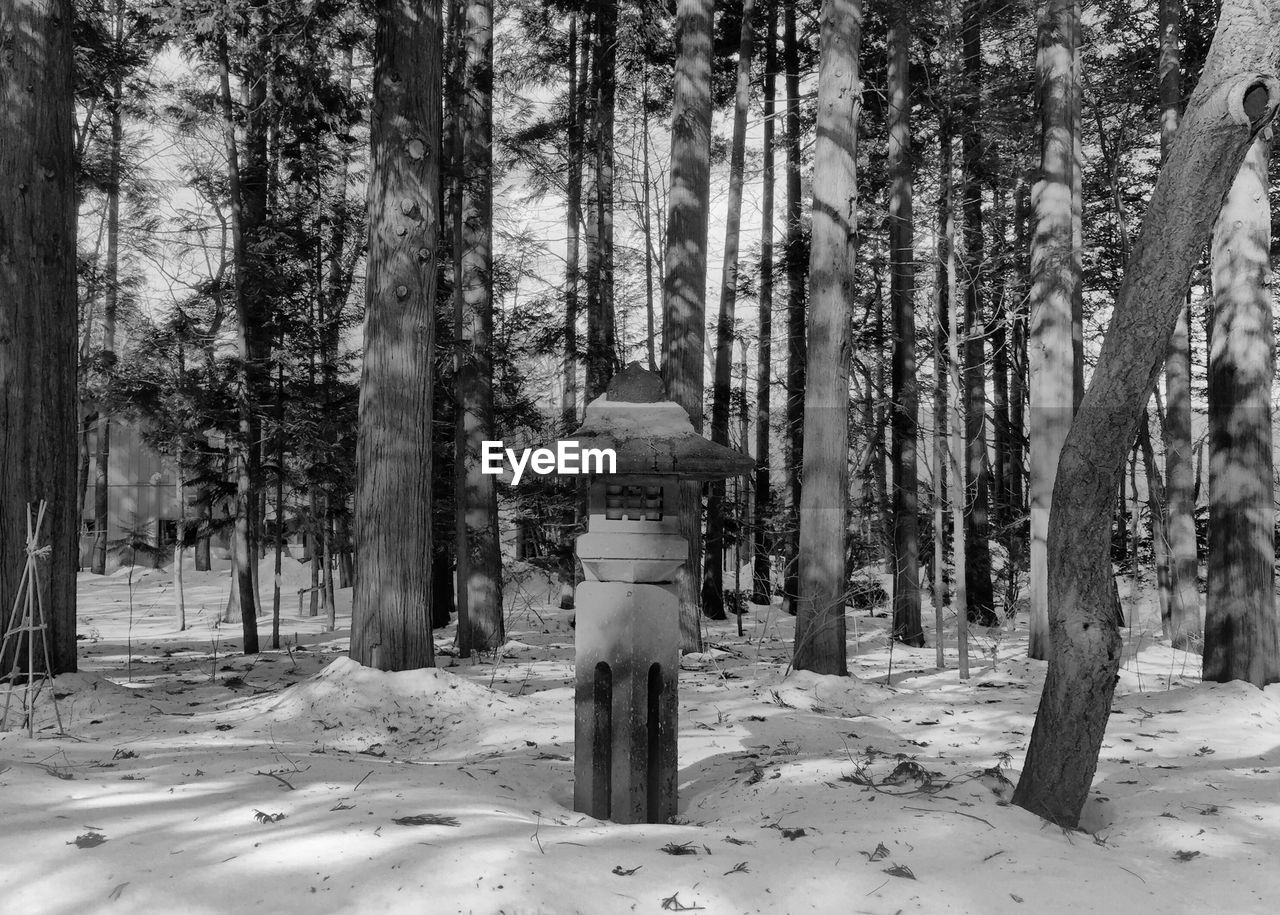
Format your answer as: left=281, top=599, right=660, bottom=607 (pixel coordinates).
left=3, top=0, right=1280, bottom=911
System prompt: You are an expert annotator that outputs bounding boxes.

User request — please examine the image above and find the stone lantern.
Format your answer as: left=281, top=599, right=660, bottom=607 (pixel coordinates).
left=561, top=364, right=752, bottom=824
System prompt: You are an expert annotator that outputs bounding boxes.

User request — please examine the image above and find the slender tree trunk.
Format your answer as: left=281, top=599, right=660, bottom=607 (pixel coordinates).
left=216, top=34, right=261, bottom=654
left=0, top=0, right=79, bottom=674
left=597, top=0, right=617, bottom=379
left=1137, top=413, right=1171, bottom=626
left=1028, top=0, right=1079, bottom=660
left=782, top=0, right=806, bottom=615
left=1161, top=0, right=1199, bottom=647
left=946, top=124, right=969, bottom=678
left=1012, top=3, right=1280, bottom=827
left=1204, top=134, right=1277, bottom=686
left=350, top=0, right=441, bottom=671
left=455, top=0, right=504, bottom=655
left=704, top=0, right=756, bottom=621
left=563, top=13, right=582, bottom=432
left=933, top=115, right=953, bottom=663
left=93, top=61, right=123, bottom=576
left=794, top=0, right=861, bottom=676
left=641, top=61, right=658, bottom=372
left=1008, top=176, right=1030, bottom=563
left=959, top=0, right=994, bottom=625
left=174, top=446, right=186, bottom=632
left=888, top=9, right=921, bottom=646
left=752, top=0, right=778, bottom=606
left=662, top=0, right=715, bottom=653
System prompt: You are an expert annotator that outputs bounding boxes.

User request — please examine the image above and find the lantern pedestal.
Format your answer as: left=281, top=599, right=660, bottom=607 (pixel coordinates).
left=564, top=364, right=753, bottom=825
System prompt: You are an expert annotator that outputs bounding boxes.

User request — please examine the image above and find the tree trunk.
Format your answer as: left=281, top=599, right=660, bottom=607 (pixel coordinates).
left=350, top=0, right=441, bottom=671
left=1137, top=413, right=1171, bottom=626
left=782, top=0, right=806, bottom=616
left=216, top=33, right=261, bottom=654
left=888, top=9, right=922, bottom=646
left=455, top=0, right=504, bottom=655
left=1204, top=134, right=1277, bottom=686
left=0, top=0, right=79, bottom=675
left=563, top=12, right=582, bottom=432
left=1028, top=0, right=1079, bottom=660
left=663, top=0, right=715, bottom=653
left=1011, top=2, right=1280, bottom=827
left=794, top=0, right=860, bottom=677
left=704, top=0, right=756, bottom=622
left=1161, top=0, right=1200, bottom=648
left=933, top=115, right=953, bottom=664
left=946, top=125, right=969, bottom=679
left=597, top=1, right=617, bottom=383
left=959, top=0, right=994, bottom=625
left=93, top=61, right=123, bottom=576
left=752, top=0, right=778, bottom=606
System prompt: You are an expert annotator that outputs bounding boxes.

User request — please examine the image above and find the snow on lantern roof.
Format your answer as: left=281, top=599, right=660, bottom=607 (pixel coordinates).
left=563, top=363, right=754, bottom=481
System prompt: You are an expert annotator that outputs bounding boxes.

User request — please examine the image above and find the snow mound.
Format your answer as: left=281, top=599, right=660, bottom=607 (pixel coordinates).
left=756, top=670, right=879, bottom=717
left=244, top=657, right=536, bottom=755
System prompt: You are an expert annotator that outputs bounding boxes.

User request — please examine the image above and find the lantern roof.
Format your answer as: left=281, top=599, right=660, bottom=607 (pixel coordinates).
left=563, top=363, right=754, bottom=481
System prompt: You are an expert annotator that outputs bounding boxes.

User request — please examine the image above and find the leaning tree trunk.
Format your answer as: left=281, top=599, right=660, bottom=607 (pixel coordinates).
left=704, top=0, right=756, bottom=621
left=1160, top=0, right=1200, bottom=648
left=1203, top=134, right=1277, bottom=687
left=887, top=7, right=922, bottom=647
left=662, top=0, right=715, bottom=653
left=1028, top=0, right=1079, bottom=660
left=794, top=0, right=861, bottom=677
left=1011, top=0, right=1280, bottom=827
left=455, top=0, right=504, bottom=655
left=350, top=0, right=441, bottom=672
left=0, top=0, right=79, bottom=675
left=752, top=0, right=778, bottom=606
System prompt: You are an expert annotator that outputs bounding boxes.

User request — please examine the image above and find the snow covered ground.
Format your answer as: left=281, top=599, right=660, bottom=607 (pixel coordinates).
left=3, top=560, right=1279, bottom=914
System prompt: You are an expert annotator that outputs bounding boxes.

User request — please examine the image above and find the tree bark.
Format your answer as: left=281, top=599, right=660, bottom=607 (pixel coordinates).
left=888, top=8, right=922, bottom=646
left=704, top=0, right=756, bottom=621
left=216, top=33, right=261, bottom=654
left=93, top=53, right=123, bottom=576
left=1011, top=1, right=1280, bottom=826
left=753, top=0, right=778, bottom=606
left=1160, top=0, right=1200, bottom=648
left=1204, top=134, right=1277, bottom=686
left=782, top=0, right=806, bottom=615
left=794, top=0, right=861, bottom=677
left=959, top=0, right=994, bottom=625
left=933, top=115, right=953, bottom=664
left=662, top=0, right=715, bottom=653
left=0, top=0, right=79, bottom=674
left=455, top=0, right=504, bottom=655
left=350, top=0, right=441, bottom=671
left=1028, top=0, right=1079, bottom=660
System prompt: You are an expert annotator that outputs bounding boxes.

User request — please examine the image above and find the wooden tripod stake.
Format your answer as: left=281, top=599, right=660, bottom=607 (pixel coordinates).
left=1, top=501, right=65, bottom=737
